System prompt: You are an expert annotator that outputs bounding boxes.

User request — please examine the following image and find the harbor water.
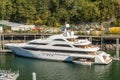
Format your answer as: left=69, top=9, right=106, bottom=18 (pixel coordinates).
left=0, top=52, right=120, bottom=80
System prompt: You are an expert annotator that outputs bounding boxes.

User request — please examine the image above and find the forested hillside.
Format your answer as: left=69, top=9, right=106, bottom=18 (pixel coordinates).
left=0, top=0, right=120, bottom=27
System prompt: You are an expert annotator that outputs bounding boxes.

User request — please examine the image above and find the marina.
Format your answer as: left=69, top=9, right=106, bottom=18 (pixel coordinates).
left=0, top=26, right=120, bottom=79
left=0, top=23, right=120, bottom=80
left=4, top=26, right=113, bottom=65
left=0, top=0, right=120, bottom=80
left=0, top=33, right=119, bottom=80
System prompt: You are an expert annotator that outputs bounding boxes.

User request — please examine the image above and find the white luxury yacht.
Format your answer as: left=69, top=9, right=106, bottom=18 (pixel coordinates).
left=5, top=24, right=112, bottom=65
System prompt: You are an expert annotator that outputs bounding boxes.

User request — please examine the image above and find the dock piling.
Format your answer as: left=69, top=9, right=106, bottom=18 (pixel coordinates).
left=32, top=72, right=36, bottom=80
left=2, top=34, right=4, bottom=50
left=100, top=37, right=103, bottom=50
left=116, top=38, right=119, bottom=59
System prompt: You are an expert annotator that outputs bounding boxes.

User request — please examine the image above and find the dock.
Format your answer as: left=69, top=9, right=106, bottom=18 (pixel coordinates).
left=112, top=58, right=120, bottom=61
left=0, top=50, right=12, bottom=53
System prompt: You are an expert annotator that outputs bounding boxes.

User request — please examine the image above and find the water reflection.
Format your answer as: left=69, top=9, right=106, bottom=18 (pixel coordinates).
left=0, top=55, right=120, bottom=80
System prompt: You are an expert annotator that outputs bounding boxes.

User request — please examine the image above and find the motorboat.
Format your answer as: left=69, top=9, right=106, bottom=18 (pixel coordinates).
left=72, top=61, right=92, bottom=66
left=5, top=24, right=112, bottom=65
left=0, top=70, right=19, bottom=80
left=72, top=57, right=93, bottom=65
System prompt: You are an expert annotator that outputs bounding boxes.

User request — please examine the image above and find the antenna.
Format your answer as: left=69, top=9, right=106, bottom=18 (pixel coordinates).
left=64, top=22, right=70, bottom=37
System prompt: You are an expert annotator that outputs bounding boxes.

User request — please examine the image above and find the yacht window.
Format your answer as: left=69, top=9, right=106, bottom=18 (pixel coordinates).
left=53, top=39, right=65, bottom=41
left=74, top=45, right=86, bottom=48
left=53, top=44, right=72, bottom=47
left=22, top=47, right=88, bottom=53
left=67, top=38, right=78, bottom=42
left=28, top=42, right=48, bottom=45
left=74, top=45, right=80, bottom=48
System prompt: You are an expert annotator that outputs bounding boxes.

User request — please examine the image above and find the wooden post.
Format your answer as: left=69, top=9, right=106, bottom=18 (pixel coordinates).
left=100, top=37, right=103, bottom=50
left=2, top=34, right=4, bottom=50
left=34, top=35, right=36, bottom=39
left=24, top=35, right=26, bottom=42
left=89, top=37, right=92, bottom=42
left=116, top=38, right=119, bottom=59
left=11, top=36, right=13, bottom=43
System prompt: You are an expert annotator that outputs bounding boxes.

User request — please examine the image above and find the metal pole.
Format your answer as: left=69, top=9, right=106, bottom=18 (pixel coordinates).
left=32, top=72, right=36, bottom=80
left=116, top=38, right=119, bottom=59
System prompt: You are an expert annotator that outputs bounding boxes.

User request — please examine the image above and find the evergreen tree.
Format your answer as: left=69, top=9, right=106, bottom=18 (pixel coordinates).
left=0, top=0, right=119, bottom=26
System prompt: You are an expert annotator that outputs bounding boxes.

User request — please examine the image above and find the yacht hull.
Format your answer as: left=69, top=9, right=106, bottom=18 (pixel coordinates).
left=7, top=46, right=112, bottom=65
left=9, top=46, right=73, bottom=62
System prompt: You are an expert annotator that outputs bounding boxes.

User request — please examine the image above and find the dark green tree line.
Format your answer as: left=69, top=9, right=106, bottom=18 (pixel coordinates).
left=0, top=0, right=120, bottom=26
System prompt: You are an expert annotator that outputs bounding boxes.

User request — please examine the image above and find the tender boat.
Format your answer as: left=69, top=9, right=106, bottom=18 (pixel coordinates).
left=72, top=57, right=93, bottom=65
left=0, top=70, right=19, bottom=80
left=5, top=24, right=112, bottom=65
left=72, top=61, right=92, bottom=65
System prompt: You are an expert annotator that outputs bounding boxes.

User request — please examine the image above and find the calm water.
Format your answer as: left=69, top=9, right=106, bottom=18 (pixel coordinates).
left=0, top=53, right=120, bottom=80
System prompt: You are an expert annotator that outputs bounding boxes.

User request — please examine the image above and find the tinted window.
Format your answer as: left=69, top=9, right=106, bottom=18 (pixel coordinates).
left=53, top=44, right=71, bottom=47
left=53, top=39, right=65, bottom=41
left=28, top=42, right=48, bottom=45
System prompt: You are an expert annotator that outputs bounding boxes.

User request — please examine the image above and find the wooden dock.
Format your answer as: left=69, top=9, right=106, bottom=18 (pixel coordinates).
left=0, top=50, right=12, bottom=54
left=112, top=58, right=120, bottom=61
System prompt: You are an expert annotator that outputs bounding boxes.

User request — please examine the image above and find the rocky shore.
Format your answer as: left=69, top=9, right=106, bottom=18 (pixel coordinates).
left=98, top=44, right=120, bottom=50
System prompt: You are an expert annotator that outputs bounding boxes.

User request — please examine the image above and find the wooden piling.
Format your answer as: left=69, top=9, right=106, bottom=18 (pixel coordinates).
left=24, top=35, right=26, bottom=42
left=89, top=37, right=92, bottom=42
left=10, top=35, right=13, bottom=43
left=32, top=72, right=36, bottom=80
left=34, top=35, right=36, bottom=39
left=116, top=38, right=119, bottom=59
left=2, top=34, right=4, bottom=50
left=100, top=37, right=103, bottom=50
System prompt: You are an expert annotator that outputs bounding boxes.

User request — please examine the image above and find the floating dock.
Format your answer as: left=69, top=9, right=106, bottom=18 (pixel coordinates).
left=0, top=50, right=12, bottom=54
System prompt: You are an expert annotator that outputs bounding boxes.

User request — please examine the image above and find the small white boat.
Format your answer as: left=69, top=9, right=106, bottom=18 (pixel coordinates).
left=0, top=70, right=19, bottom=80
left=73, top=61, right=92, bottom=65
left=72, top=58, right=93, bottom=65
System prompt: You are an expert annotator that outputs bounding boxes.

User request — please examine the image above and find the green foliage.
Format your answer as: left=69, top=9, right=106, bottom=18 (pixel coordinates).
left=76, top=31, right=87, bottom=35
left=3, top=25, right=11, bottom=33
left=0, top=0, right=119, bottom=27
left=111, top=19, right=120, bottom=26
left=0, top=0, right=12, bottom=19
